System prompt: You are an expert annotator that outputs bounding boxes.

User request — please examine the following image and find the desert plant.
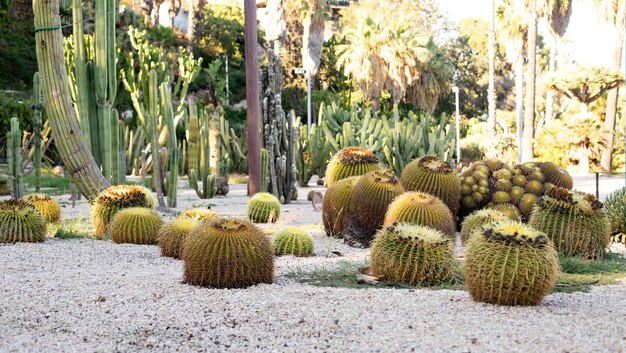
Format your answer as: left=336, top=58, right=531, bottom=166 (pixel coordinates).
left=157, top=218, right=200, bottom=258
left=91, top=185, right=155, bottom=238
left=604, top=186, right=626, bottom=243
left=463, top=220, right=559, bottom=306
left=24, top=193, right=62, bottom=223
left=537, top=161, right=573, bottom=189
left=343, top=169, right=404, bottom=247
left=491, top=162, right=546, bottom=220
left=179, top=208, right=218, bottom=222
left=487, top=203, right=522, bottom=222
left=109, top=207, right=163, bottom=244
left=273, top=227, right=314, bottom=257
left=529, top=187, right=611, bottom=259
left=458, top=161, right=491, bottom=213
left=325, top=146, right=380, bottom=186
left=460, top=209, right=509, bottom=244
left=400, top=156, right=461, bottom=215
left=383, top=192, right=456, bottom=238
left=322, top=176, right=359, bottom=237
left=6, top=117, right=23, bottom=199
left=182, top=218, right=274, bottom=288
left=247, top=192, right=281, bottom=223
left=0, top=200, right=47, bottom=243
left=371, top=223, right=456, bottom=286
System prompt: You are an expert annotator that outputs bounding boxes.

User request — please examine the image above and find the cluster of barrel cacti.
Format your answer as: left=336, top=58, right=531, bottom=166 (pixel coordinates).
left=0, top=193, right=65, bottom=244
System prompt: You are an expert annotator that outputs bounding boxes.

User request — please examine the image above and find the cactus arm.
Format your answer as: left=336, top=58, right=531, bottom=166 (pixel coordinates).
left=161, top=83, right=178, bottom=208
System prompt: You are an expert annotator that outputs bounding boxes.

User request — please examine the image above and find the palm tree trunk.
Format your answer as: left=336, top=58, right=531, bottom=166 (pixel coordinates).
left=244, top=0, right=262, bottom=195
left=522, top=14, right=538, bottom=162
left=600, top=28, right=624, bottom=173
left=487, top=0, right=496, bottom=132
left=187, top=0, right=195, bottom=41
left=515, top=56, right=524, bottom=163
left=301, top=2, right=324, bottom=81
left=545, top=37, right=557, bottom=124
left=33, top=0, right=110, bottom=199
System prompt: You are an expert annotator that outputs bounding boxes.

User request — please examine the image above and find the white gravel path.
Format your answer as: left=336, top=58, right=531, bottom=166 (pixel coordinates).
left=1, top=238, right=626, bottom=353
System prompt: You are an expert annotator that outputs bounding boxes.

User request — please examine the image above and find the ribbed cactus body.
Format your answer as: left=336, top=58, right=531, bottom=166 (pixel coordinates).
left=0, top=200, right=47, bottom=243
left=458, top=161, right=490, bottom=213
left=182, top=218, right=274, bottom=288
left=322, top=176, right=359, bottom=237
left=91, top=185, right=155, bottom=238
left=537, top=162, right=573, bottom=189
left=157, top=218, right=199, bottom=258
left=603, top=186, right=626, bottom=243
left=109, top=207, right=163, bottom=245
left=343, top=169, right=404, bottom=247
left=179, top=208, right=218, bottom=222
left=400, top=156, right=460, bottom=215
left=371, top=223, right=456, bottom=286
left=464, top=220, right=558, bottom=306
left=487, top=203, right=522, bottom=222
left=273, top=227, right=314, bottom=257
left=460, top=209, right=509, bottom=244
left=247, top=192, right=281, bottom=223
left=325, top=147, right=380, bottom=187
left=24, top=193, right=62, bottom=223
left=529, top=187, right=610, bottom=259
left=383, top=192, right=456, bottom=238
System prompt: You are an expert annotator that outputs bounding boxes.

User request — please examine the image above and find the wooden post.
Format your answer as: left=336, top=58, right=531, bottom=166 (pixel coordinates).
left=244, top=0, right=262, bottom=195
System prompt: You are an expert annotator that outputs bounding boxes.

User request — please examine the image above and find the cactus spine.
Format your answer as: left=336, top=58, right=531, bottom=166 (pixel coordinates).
left=188, top=102, right=218, bottom=199
left=161, top=82, right=178, bottom=207
left=7, top=117, right=23, bottom=199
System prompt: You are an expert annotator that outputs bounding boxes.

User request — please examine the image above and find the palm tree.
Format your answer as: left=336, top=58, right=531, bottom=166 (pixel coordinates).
left=596, top=0, right=625, bottom=172
left=488, top=0, right=496, bottom=133
left=545, top=0, right=573, bottom=124
left=301, top=0, right=326, bottom=92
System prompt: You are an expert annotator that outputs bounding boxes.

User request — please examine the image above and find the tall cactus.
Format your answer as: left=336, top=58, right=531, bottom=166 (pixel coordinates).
left=161, top=82, right=179, bottom=208
left=7, top=118, right=23, bottom=199
left=147, top=70, right=165, bottom=208
left=188, top=103, right=217, bottom=199
left=32, top=72, right=43, bottom=192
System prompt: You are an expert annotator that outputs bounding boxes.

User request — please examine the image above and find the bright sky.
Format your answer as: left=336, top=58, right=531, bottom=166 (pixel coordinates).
left=438, top=0, right=619, bottom=67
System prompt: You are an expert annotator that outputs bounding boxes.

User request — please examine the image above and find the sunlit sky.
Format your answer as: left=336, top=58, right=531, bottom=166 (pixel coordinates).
left=438, top=0, right=619, bottom=67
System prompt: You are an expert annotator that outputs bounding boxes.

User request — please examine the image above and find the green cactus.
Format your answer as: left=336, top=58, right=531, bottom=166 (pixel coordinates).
left=181, top=218, right=274, bottom=288
left=261, top=148, right=269, bottom=192
left=6, top=117, right=23, bottom=199
left=487, top=203, right=522, bottom=222
left=160, top=82, right=179, bottom=207
left=400, top=156, right=461, bottom=215
left=179, top=208, right=219, bottom=222
left=109, top=207, right=163, bottom=245
left=273, top=227, right=314, bottom=257
left=371, top=223, right=456, bottom=286
left=322, top=176, right=360, bottom=237
left=343, top=169, right=404, bottom=247
left=24, top=193, right=62, bottom=224
left=537, top=161, right=573, bottom=189
left=0, top=200, right=47, bottom=243
left=529, top=187, right=610, bottom=259
left=460, top=209, right=509, bottom=244
left=157, top=218, right=200, bottom=258
left=458, top=161, right=490, bottom=214
left=187, top=102, right=218, bottom=199
left=32, top=72, right=43, bottom=191
left=603, top=186, right=626, bottom=243
left=491, top=162, right=546, bottom=220
left=383, top=191, right=456, bottom=239
left=463, top=220, right=559, bottom=306
left=91, top=185, right=156, bottom=239
left=325, top=147, right=381, bottom=187
left=247, top=192, right=281, bottom=223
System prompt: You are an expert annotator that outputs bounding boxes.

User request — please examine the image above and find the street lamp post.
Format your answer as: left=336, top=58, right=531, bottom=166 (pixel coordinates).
left=293, top=68, right=311, bottom=133
left=452, top=85, right=461, bottom=165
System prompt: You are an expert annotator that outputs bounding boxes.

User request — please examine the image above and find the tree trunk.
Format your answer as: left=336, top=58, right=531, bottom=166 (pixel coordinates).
left=545, top=38, right=557, bottom=125
left=522, top=14, right=538, bottom=162
left=187, top=0, right=195, bottom=41
left=33, top=0, right=110, bottom=199
left=301, top=2, right=324, bottom=80
left=244, top=0, right=262, bottom=195
left=600, top=28, right=624, bottom=173
left=487, top=0, right=496, bottom=132
left=515, top=56, right=523, bottom=163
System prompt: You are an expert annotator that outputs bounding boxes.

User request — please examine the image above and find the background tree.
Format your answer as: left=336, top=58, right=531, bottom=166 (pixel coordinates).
left=544, top=0, right=573, bottom=124
left=301, top=0, right=326, bottom=92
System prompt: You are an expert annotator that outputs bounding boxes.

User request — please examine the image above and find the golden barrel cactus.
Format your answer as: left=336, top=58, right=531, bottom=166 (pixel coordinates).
left=157, top=218, right=200, bottom=258
left=247, top=192, right=281, bottom=223
left=24, top=193, right=61, bottom=223
left=0, top=200, right=47, bottom=243
left=383, top=192, right=456, bottom=238
left=325, top=147, right=380, bottom=187
left=322, top=176, right=359, bottom=237
left=109, top=207, right=163, bottom=245
left=91, top=185, right=155, bottom=238
left=400, top=156, right=461, bottom=215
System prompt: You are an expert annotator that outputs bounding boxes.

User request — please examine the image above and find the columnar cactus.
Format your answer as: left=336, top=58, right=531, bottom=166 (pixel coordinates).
left=157, top=218, right=199, bottom=258
left=322, top=176, right=359, bottom=237
left=187, top=102, right=218, bottom=199
left=383, top=192, right=456, bottom=238
left=32, top=72, right=43, bottom=191
left=464, top=220, right=559, bottom=306
left=179, top=208, right=218, bottom=222
left=247, top=192, right=282, bottom=223
left=460, top=209, right=510, bottom=244
left=371, top=223, right=456, bottom=286
left=6, top=117, right=23, bottom=199
left=0, top=200, right=47, bottom=243
left=24, top=193, right=62, bottom=223
left=400, top=156, right=461, bottom=215
left=529, top=187, right=611, bottom=259
left=109, top=207, right=163, bottom=245
left=273, top=227, right=314, bottom=257
left=91, top=185, right=155, bottom=238
left=343, top=169, right=404, bottom=247
left=182, top=218, right=274, bottom=288
left=325, top=147, right=380, bottom=187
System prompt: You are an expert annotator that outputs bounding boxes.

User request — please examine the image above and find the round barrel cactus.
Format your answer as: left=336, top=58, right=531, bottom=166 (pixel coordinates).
left=464, top=220, right=558, bottom=306
left=529, top=187, right=610, bottom=259
left=0, top=200, right=47, bottom=243
left=490, top=162, right=546, bottom=220
left=273, top=227, right=314, bottom=257
left=247, top=192, right=281, bottom=223
left=91, top=185, right=155, bottom=238
left=182, top=218, right=274, bottom=288
left=487, top=203, right=522, bottom=222
left=458, top=161, right=491, bottom=213
left=383, top=192, right=455, bottom=238
left=400, top=156, right=461, bottom=215
left=322, top=176, right=359, bottom=237
left=179, top=208, right=218, bottom=222
left=24, top=193, right=61, bottom=223
left=460, top=209, right=509, bottom=244
left=157, top=218, right=200, bottom=258
left=604, top=186, right=626, bottom=243
left=325, top=147, right=380, bottom=187
left=109, top=207, right=163, bottom=245
left=371, top=223, right=456, bottom=286
left=537, top=161, right=573, bottom=189
left=343, top=169, right=404, bottom=247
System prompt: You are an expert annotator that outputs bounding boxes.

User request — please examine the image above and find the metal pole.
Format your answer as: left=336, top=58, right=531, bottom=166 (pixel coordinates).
left=225, top=54, right=230, bottom=106
left=455, top=88, right=461, bottom=163
left=307, top=72, right=312, bottom=133
left=623, top=1, right=626, bottom=185
left=244, top=0, right=261, bottom=195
